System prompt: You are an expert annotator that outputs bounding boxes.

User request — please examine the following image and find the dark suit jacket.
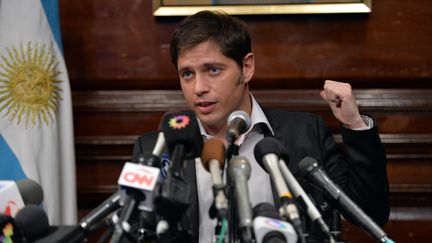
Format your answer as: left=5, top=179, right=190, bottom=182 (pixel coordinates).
left=132, top=108, right=390, bottom=242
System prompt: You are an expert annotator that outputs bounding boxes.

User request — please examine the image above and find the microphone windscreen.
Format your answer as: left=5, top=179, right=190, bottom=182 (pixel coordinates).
left=14, top=205, right=50, bottom=240
left=16, top=179, right=43, bottom=205
left=201, top=138, right=225, bottom=171
left=298, top=157, right=319, bottom=178
left=254, top=137, right=285, bottom=169
left=253, top=202, right=281, bottom=220
left=160, top=110, right=203, bottom=159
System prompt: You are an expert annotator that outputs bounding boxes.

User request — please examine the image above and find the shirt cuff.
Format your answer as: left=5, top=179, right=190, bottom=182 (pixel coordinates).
left=346, top=114, right=374, bottom=131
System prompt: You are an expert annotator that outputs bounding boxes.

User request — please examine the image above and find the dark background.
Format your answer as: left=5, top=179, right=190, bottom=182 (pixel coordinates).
left=60, top=0, right=432, bottom=242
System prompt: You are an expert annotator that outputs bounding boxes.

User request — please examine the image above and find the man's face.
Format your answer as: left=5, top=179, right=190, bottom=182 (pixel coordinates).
left=177, top=40, right=254, bottom=136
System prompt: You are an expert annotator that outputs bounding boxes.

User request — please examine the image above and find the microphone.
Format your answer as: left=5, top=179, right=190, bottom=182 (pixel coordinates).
left=201, top=138, right=228, bottom=218
left=253, top=138, right=304, bottom=241
left=253, top=203, right=298, bottom=243
left=2, top=204, right=86, bottom=243
left=226, top=110, right=251, bottom=144
left=137, top=131, right=166, bottom=168
left=161, top=110, right=203, bottom=170
left=299, top=157, right=395, bottom=243
left=257, top=137, right=335, bottom=242
left=110, top=161, right=161, bottom=242
left=1, top=179, right=44, bottom=216
left=14, top=204, right=50, bottom=240
left=79, top=192, right=121, bottom=232
left=155, top=111, right=203, bottom=223
left=228, top=156, right=253, bottom=243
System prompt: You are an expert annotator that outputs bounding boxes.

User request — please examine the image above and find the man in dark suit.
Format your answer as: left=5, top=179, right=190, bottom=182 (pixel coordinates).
left=132, top=10, right=389, bottom=243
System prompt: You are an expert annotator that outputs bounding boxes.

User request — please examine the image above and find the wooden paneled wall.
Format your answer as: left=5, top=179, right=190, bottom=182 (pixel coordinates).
left=60, top=0, right=432, bottom=242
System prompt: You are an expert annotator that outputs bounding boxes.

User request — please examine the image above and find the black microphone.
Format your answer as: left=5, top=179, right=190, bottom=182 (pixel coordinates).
left=226, top=110, right=251, bottom=144
left=154, top=110, right=203, bottom=240
left=14, top=204, right=50, bottom=240
left=228, top=156, right=253, bottom=243
left=79, top=192, right=121, bottom=232
left=137, top=131, right=166, bottom=168
left=253, top=203, right=298, bottom=243
left=161, top=110, right=203, bottom=172
left=10, top=205, right=85, bottom=243
left=299, top=157, right=395, bottom=243
left=201, top=138, right=228, bottom=218
left=15, top=179, right=44, bottom=205
left=254, top=138, right=304, bottom=241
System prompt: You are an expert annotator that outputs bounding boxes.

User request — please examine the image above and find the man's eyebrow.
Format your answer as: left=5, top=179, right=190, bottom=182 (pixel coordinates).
left=178, top=66, right=191, bottom=73
left=178, top=62, right=226, bottom=72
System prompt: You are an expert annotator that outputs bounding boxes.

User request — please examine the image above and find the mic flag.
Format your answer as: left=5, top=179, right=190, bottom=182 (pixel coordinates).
left=160, top=110, right=203, bottom=161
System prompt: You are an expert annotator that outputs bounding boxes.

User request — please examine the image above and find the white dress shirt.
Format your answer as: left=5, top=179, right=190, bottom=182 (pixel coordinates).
left=196, top=94, right=275, bottom=243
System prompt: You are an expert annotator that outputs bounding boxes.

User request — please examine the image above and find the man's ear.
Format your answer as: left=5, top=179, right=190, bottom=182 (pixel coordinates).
left=242, top=52, right=255, bottom=84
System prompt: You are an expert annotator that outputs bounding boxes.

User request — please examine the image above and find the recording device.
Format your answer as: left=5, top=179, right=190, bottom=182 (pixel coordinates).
left=255, top=137, right=335, bottom=242
left=228, top=156, right=253, bottom=243
left=79, top=192, right=121, bottom=232
left=299, top=157, right=395, bottom=243
left=153, top=111, right=203, bottom=243
left=201, top=138, right=228, bottom=218
left=0, top=179, right=43, bottom=216
left=161, top=110, right=203, bottom=169
left=253, top=138, right=304, bottom=241
left=154, top=111, right=203, bottom=223
left=109, top=161, right=161, bottom=242
left=1, top=204, right=85, bottom=243
left=253, top=203, right=298, bottom=243
left=226, top=110, right=251, bottom=144
left=138, top=131, right=166, bottom=168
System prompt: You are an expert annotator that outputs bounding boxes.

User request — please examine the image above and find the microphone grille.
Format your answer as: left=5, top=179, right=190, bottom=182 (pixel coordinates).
left=253, top=202, right=281, bottom=220
left=201, top=138, right=226, bottom=171
left=16, top=179, right=44, bottom=205
left=228, top=156, right=251, bottom=179
left=298, top=157, right=319, bottom=176
left=14, top=205, right=50, bottom=240
left=254, top=137, right=283, bottom=165
left=227, top=110, right=251, bottom=133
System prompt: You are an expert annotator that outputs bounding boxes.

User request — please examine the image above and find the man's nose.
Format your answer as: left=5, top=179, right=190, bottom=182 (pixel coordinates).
left=194, top=74, right=209, bottom=96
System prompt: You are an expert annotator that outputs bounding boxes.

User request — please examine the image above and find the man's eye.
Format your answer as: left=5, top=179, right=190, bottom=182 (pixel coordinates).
left=208, top=66, right=221, bottom=74
left=181, top=71, right=193, bottom=79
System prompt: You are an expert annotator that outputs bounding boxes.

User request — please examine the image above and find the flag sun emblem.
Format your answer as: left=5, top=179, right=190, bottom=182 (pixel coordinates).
left=0, top=42, right=63, bottom=128
left=168, top=115, right=190, bottom=129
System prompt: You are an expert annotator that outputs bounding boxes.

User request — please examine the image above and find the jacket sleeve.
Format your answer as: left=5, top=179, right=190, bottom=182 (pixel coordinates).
left=318, top=116, right=390, bottom=227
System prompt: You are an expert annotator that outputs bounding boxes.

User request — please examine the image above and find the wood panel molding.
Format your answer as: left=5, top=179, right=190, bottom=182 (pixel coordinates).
left=73, top=89, right=432, bottom=112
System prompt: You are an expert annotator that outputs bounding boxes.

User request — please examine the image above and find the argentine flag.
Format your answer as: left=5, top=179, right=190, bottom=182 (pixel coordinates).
left=0, top=0, right=77, bottom=224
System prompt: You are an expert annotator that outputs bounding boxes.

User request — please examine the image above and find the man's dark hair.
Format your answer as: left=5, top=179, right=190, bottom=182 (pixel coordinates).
left=170, top=10, right=252, bottom=68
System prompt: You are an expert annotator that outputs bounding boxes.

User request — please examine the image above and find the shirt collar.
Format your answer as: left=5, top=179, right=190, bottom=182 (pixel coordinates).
left=196, top=93, right=274, bottom=143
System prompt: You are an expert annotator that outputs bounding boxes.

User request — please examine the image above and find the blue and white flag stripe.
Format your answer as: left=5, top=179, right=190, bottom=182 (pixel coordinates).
left=0, top=0, right=77, bottom=224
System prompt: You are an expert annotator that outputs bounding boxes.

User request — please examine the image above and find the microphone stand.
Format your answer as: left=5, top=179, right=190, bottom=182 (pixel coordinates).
left=226, top=141, right=239, bottom=243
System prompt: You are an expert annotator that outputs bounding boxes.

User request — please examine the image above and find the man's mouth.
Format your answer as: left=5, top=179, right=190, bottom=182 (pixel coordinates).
left=196, top=101, right=216, bottom=114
